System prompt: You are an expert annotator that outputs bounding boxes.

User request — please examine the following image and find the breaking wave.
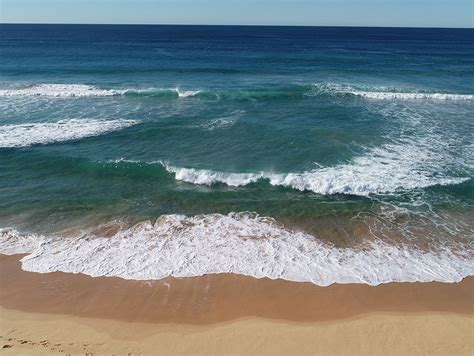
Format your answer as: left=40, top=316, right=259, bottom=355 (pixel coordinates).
left=160, top=136, right=469, bottom=196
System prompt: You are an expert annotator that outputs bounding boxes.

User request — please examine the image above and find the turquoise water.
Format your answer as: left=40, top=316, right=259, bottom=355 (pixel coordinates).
left=0, top=25, right=473, bottom=284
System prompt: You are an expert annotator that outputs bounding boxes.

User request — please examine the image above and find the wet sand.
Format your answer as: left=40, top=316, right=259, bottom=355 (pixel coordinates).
left=1, top=253, right=473, bottom=354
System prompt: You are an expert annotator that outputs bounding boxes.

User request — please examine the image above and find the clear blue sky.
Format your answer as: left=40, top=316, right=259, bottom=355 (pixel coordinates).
left=1, top=0, right=473, bottom=28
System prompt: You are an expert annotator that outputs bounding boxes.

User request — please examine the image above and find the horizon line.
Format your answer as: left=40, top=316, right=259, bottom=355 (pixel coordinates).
left=1, top=22, right=473, bottom=30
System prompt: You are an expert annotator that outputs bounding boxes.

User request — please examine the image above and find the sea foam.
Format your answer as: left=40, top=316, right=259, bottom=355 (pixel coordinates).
left=1, top=213, right=472, bottom=285
left=0, top=119, right=139, bottom=148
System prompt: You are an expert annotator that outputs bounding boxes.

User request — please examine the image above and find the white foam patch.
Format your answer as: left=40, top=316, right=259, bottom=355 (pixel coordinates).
left=161, top=137, right=469, bottom=196
left=1, top=213, right=472, bottom=285
left=0, top=119, right=139, bottom=148
left=0, top=229, right=37, bottom=254
left=0, top=84, right=125, bottom=97
left=202, top=117, right=237, bottom=130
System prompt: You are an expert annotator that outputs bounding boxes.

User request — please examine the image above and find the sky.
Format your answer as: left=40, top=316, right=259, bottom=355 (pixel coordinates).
left=1, top=0, right=473, bottom=28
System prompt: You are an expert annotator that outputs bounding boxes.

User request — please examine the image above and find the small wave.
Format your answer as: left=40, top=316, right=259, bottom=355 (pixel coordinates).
left=0, top=119, right=139, bottom=148
left=1, top=213, right=472, bottom=285
left=174, top=89, right=202, bottom=98
left=124, top=87, right=202, bottom=98
left=198, top=111, right=243, bottom=131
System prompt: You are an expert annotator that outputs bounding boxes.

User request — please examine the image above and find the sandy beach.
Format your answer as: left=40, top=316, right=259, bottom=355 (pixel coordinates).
left=0, top=253, right=473, bottom=355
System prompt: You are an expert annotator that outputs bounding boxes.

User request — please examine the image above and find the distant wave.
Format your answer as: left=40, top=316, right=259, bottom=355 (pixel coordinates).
left=310, top=83, right=474, bottom=101
left=159, top=136, right=469, bottom=196
left=1, top=214, right=472, bottom=285
left=0, top=84, right=124, bottom=97
left=0, top=84, right=201, bottom=99
left=2, top=83, right=472, bottom=101
left=0, top=119, right=139, bottom=148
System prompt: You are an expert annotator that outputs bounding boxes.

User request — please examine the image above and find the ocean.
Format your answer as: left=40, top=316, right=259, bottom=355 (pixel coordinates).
left=0, top=24, right=473, bottom=285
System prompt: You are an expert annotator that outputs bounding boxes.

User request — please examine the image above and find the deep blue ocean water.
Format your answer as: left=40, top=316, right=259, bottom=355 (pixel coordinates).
left=0, top=25, right=473, bottom=284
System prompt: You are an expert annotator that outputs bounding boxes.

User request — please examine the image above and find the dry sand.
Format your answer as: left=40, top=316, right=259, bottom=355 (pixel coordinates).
left=0, top=253, right=473, bottom=355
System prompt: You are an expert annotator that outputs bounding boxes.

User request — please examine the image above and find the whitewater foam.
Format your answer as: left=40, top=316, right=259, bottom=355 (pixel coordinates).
left=1, top=213, right=472, bottom=285
left=0, top=119, right=139, bottom=148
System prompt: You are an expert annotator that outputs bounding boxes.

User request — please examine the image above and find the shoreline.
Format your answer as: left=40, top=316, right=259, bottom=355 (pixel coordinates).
left=1, top=254, right=473, bottom=324
left=1, top=253, right=473, bottom=354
